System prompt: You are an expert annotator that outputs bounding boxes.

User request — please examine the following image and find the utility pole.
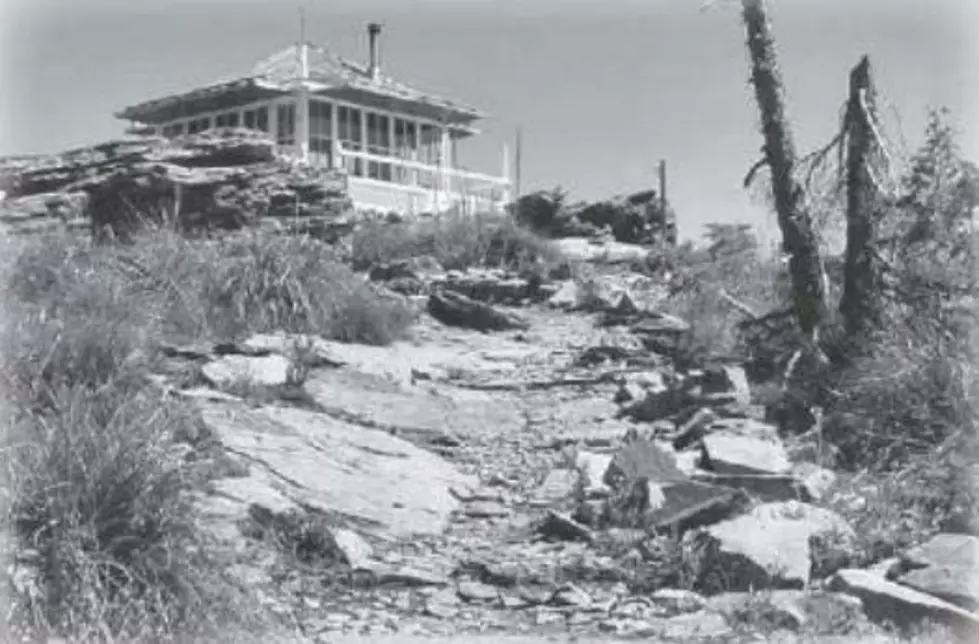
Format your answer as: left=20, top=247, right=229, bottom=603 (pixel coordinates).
left=514, top=126, right=523, bottom=202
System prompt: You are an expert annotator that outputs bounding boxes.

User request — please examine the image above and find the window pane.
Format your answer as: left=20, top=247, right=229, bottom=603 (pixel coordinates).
left=276, top=103, right=296, bottom=144
left=216, top=112, right=239, bottom=128
left=187, top=117, right=211, bottom=134
left=309, top=101, right=331, bottom=137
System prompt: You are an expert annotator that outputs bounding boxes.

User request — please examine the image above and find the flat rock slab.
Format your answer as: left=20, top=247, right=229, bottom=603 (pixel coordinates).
left=244, top=332, right=542, bottom=387
left=691, top=471, right=810, bottom=503
left=829, top=568, right=979, bottom=637
left=197, top=399, right=476, bottom=538
left=901, top=533, right=979, bottom=570
left=701, top=433, right=791, bottom=476
left=603, top=437, right=687, bottom=490
left=899, top=565, right=979, bottom=612
left=896, top=533, right=979, bottom=611
left=645, top=479, right=747, bottom=533
left=685, top=501, right=855, bottom=592
left=305, top=368, right=525, bottom=441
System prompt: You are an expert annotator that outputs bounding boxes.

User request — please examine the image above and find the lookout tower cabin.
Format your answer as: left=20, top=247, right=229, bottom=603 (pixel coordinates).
left=115, top=23, right=511, bottom=216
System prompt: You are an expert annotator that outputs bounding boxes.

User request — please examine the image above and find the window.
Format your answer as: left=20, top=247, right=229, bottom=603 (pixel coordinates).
left=394, top=118, right=417, bottom=184
left=276, top=103, right=296, bottom=146
left=162, top=122, right=185, bottom=138
left=419, top=124, right=441, bottom=165
left=187, top=117, right=212, bottom=134
left=215, top=112, right=240, bottom=128
left=243, top=106, right=269, bottom=132
left=308, top=100, right=333, bottom=168
left=366, top=112, right=392, bottom=181
left=337, top=105, right=363, bottom=176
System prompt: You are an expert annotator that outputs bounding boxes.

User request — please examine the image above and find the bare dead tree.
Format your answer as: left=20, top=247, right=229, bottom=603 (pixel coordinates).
left=740, top=0, right=828, bottom=343
left=840, top=56, right=884, bottom=342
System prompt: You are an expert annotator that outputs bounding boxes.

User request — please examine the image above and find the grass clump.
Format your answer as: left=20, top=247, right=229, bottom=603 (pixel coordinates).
left=350, top=209, right=564, bottom=274
left=1, top=227, right=417, bottom=641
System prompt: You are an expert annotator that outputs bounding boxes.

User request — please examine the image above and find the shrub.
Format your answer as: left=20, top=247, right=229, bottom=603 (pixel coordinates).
left=5, top=229, right=415, bottom=348
left=350, top=209, right=563, bottom=274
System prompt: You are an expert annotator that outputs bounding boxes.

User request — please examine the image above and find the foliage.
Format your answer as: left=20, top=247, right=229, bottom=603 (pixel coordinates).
left=350, top=208, right=563, bottom=274
left=512, top=188, right=677, bottom=245
left=0, top=228, right=417, bottom=641
left=823, top=108, right=978, bottom=468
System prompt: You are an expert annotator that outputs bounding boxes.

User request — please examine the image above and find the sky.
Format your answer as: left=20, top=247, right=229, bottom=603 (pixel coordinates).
left=1, top=0, right=976, bottom=242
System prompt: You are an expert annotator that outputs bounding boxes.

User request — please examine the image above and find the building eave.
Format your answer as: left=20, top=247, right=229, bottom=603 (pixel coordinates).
left=115, top=43, right=491, bottom=127
left=115, top=78, right=288, bottom=124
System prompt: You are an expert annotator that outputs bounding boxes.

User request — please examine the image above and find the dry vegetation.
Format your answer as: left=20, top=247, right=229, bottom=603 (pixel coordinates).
left=350, top=209, right=564, bottom=274
left=0, top=230, right=424, bottom=641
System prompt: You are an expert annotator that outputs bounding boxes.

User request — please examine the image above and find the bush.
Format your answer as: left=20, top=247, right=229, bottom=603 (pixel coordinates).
left=350, top=208, right=562, bottom=274
left=0, top=228, right=416, bottom=640
left=5, top=229, right=415, bottom=347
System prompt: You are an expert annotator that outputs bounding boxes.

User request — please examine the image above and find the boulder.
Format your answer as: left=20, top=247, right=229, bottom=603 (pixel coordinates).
left=436, top=268, right=551, bottom=305
left=683, top=501, right=856, bottom=593
left=427, top=290, right=529, bottom=332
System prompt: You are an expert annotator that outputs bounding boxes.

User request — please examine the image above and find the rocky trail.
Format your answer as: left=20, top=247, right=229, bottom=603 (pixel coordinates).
left=139, top=265, right=979, bottom=643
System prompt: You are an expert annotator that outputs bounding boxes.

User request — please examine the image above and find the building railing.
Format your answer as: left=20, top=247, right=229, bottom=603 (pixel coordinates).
left=276, top=141, right=511, bottom=214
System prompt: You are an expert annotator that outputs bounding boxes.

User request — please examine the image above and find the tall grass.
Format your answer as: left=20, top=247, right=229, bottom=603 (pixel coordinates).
left=349, top=209, right=563, bottom=273
left=0, top=228, right=416, bottom=641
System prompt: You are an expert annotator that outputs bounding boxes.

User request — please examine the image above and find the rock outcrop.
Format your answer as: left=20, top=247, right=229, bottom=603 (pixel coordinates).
left=0, top=129, right=353, bottom=240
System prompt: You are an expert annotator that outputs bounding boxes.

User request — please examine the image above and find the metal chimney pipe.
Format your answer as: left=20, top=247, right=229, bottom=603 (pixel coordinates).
left=368, top=23, right=382, bottom=80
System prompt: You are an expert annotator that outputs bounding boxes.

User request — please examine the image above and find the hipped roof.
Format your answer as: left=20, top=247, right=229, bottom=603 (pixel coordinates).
left=116, top=43, right=488, bottom=126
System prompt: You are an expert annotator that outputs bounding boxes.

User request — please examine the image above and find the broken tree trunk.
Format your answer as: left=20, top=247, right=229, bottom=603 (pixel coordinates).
left=840, top=55, right=883, bottom=342
left=741, top=0, right=828, bottom=340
